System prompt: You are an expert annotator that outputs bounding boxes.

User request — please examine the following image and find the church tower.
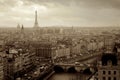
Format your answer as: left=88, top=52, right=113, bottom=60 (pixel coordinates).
left=17, top=24, right=20, bottom=29
left=34, top=10, right=39, bottom=28
left=21, top=24, right=24, bottom=32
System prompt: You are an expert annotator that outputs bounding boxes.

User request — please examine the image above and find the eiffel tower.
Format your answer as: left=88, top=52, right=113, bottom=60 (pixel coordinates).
left=34, top=10, right=39, bottom=28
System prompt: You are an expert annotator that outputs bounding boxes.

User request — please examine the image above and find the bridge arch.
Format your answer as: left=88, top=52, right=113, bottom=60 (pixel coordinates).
left=67, top=66, right=77, bottom=73
left=53, top=65, right=64, bottom=73
left=83, top=67, right=92, bottom=74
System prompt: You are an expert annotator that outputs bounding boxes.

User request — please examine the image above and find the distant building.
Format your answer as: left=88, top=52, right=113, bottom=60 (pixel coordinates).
left=114, top=42, right=120, bottom=59
left=3, top=53, right=15, bottom=80
left=0, top=40, right=4, bottom=51
left=33, top=10, right=39, bottom=28
left=32, top=41, right=54, bottom=58
left=104, top=38, right=115, bottom=51
left=71, top=44, right=81, bottom=55
left=0, top=52, right=4, bottom=80
left=3, top=47, right=36, bottom=80
left=87, top=40, right=97, bottom=52
left=97, top=41, right=104, bottom=51
left=54, top=47, right=70, bottom=58
left=17, top=24, right=20, bottom=29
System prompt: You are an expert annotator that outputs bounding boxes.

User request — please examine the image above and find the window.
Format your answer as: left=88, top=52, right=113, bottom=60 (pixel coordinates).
left=103, top=77, right=106, bottom=80
left=114, top=71, right=116, bottom=75
left=95, top=78, right=98, bottom=80
left=103, top=71, right=106, bottom=74
left=108, top=71, right=111, bottom=75
left=108, top=77, right=111, bottom=80
left=96, top=73, right=98, bottom=76
left=114, top=77, right=116, bottom=80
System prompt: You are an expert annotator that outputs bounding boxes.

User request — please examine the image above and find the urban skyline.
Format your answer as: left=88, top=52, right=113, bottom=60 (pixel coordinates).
left=0, top=0, right=120, bottom=80
left=0, top=0, right=120, bottom=27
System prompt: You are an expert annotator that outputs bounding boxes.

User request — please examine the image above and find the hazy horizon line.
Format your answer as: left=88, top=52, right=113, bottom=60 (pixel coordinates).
left=0, top=25, right=120, bottom=28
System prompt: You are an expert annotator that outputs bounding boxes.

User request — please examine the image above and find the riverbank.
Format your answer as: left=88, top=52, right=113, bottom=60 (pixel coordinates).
left=43, top=71, right=55, bottom=80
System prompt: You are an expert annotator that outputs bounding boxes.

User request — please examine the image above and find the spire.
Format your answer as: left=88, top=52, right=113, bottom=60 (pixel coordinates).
left=35, top=10, right=38, bottom=24
left=21, top=24, right=24, bottom=33
left=34, top=10, right=39, bottom=28
left=20, top=24, right=25, bottom=40
left=21, top=24, right=24, bottom=30
left=17, top=24, right=20, bottom=29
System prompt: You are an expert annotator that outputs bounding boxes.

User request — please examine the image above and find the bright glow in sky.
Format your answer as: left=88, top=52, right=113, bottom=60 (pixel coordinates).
left=0, top=0, right=120, bottom=27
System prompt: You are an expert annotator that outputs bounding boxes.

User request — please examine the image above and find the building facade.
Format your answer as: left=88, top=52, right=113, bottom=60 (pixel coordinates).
left=95, top=53, right=120, bottom=80
left=3, top=46, right=36, bottom=80
left=0, top=52, right=4, bottom=80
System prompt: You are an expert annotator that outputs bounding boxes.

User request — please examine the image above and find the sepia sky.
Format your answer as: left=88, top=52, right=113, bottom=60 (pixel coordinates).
left=0, top=0, right=120, bottom=27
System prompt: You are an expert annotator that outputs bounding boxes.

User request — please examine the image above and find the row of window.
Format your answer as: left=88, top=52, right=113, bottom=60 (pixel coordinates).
left=103, top=77, right=117, bottom=80
left=95, top=77, right=117, bottom=80
left=103, top=71, right=116, bottom=75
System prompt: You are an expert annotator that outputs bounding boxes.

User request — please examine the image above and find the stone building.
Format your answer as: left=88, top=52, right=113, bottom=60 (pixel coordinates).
left=95, top=52, right=120, bottom=80
left=0, top=52, right=4, bottom=80
left=54, top=47, right=70, bottom=58
left=3, top=47, right=35, bottom=80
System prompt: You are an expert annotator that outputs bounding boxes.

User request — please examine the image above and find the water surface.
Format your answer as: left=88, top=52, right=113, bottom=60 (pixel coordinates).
left=48, top=73, right=90, bottom=80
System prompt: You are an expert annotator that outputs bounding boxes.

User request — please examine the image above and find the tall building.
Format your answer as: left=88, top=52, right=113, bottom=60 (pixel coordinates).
left=17, top=24, right=20, bottom=29
left=3, top=54, right=15, bottom=80
left=32, top=41, right=54, bottom=58
left=34, top=10, right=39, bottom=28
left=0, top=52, right=4, bottom=80
left=3, top=46, right=36, bottom=80
left=19, top=24, right=25, bottom=40
left=95, top=52, right=120, bottom=80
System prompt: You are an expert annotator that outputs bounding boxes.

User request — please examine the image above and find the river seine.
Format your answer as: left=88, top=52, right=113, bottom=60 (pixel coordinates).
left=48, top=73, right=90, bottom=80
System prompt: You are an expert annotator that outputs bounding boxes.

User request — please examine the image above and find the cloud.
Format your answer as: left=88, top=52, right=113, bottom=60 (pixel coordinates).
left=1, top=0, right=120, bottom=11
left=0, top=0, right=120, bottom=27
left=19, top=0, right=120, bottom=9
left=0, top=0, right=18, bottom=11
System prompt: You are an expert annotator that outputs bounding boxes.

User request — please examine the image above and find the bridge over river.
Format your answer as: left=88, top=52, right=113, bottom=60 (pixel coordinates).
left=53, top=51, right=101, bottom=72
left=19, top=51, right=102, bottom=80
